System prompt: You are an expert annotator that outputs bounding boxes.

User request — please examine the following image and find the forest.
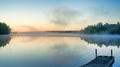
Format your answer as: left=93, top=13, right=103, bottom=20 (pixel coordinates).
left=0, top=22, right=11, bottom=35
left=80, top=22, right=120, bottom=34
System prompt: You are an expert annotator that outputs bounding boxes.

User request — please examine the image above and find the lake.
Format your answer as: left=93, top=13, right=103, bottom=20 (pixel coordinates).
left=0, top=34, right=120, bottom=67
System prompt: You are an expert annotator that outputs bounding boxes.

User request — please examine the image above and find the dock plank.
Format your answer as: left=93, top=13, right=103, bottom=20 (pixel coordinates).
left=80, top=56, right=114, bottom=67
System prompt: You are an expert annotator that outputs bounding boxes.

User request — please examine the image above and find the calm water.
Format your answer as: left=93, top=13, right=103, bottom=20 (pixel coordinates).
left=0, top=35, right=120, bottom=67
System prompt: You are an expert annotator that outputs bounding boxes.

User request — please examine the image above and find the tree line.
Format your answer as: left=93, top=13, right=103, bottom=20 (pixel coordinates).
left=80, top=22, right=120, bottom=34
left=0, top=22, right=11, bottom=35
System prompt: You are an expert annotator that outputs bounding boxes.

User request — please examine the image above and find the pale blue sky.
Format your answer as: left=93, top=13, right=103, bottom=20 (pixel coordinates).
left=0, top=0, right=120, bottom=32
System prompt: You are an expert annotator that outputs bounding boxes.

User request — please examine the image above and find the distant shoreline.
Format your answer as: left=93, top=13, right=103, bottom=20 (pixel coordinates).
left=9, top=32, right=120, bottom=37
left=10, top=32, right=81, bottom=37
left=0, top=34, right=10, bottom=37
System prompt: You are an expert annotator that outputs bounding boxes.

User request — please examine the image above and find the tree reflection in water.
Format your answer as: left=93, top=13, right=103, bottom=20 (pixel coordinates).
left=80, top=35, right=120, bottom=47
left=0, top=35, right=11, bottom=47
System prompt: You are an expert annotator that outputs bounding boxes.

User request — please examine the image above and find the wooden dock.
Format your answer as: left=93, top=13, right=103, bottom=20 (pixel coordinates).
left=80, top=49, right=115, bottom=67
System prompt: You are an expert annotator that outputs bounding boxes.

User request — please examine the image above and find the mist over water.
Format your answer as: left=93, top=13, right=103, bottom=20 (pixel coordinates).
left=0, top=34, right=120, bottom=67
left=80, top=35, right=120, bottom=47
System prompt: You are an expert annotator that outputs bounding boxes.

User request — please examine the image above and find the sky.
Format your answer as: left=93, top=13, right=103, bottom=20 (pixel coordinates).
left=0, top=0, right=120, bottom=32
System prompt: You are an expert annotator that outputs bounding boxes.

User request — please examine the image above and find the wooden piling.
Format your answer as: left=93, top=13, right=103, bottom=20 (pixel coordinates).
left=111, top=49, right=113, bottom=57
left=95, top=49, right=97, bottom=58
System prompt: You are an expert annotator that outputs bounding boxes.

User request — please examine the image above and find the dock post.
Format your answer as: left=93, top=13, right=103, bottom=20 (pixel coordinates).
left=95, top=49, right=97, bottom=58
left=111, top=49, right=113, bottom=56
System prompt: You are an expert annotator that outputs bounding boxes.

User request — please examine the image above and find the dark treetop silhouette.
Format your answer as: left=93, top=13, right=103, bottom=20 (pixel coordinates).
left=80, top=22, right=120, bottom=34
left=0, top=22, right=11, bottom=35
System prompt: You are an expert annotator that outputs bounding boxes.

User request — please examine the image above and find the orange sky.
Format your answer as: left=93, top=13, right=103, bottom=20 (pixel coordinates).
left=11, top=25, right=85, bottom=32
left=0, top=0, right=119, bottom=32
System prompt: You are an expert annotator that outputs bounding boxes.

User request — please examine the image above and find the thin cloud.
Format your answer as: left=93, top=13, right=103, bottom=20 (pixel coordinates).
left=17, top=26, right=39, bottom=32
left=21, top=26, right=39, bottom=31
left=51, top=7, right=80, bottom=26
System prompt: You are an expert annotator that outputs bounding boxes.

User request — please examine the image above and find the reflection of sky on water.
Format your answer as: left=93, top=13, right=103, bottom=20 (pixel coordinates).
left=0, top=35, right=120, bottom=67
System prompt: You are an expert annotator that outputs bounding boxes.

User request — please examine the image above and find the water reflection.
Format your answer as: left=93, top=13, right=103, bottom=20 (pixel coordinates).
left=0, top=35, right=120, bottom=67
left=0, top=36, right=86, bottom=67
left=0, top=35, right=11, bottom=47
left=80, top=35, right=120, bottom=47
left=51, top=43, right=78, bottom=64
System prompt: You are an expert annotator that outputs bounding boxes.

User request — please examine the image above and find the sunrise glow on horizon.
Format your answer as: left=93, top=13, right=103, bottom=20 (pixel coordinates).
left=0, top=0, right=120, bottom=32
